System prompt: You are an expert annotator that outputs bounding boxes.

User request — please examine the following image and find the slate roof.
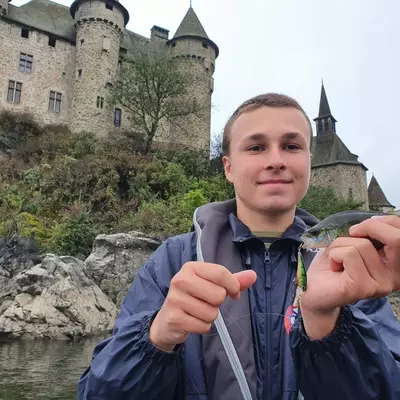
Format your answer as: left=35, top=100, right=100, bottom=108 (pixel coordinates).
left=5, top=0, right=148, bottom=50
left=171, top=6, right=219, bottom=57
left=315, top=82, right=336, bottom=121
left=173, top=6, right=209, bottom=39
left=311, top=132, right=367, bottom=170
left=7, top=0, right=76, bottom=41
left=368, top=175, right=394, bottom=208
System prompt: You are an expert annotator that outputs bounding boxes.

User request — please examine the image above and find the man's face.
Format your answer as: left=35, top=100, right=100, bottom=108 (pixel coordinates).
left=223, top=106, right=312, bottom=215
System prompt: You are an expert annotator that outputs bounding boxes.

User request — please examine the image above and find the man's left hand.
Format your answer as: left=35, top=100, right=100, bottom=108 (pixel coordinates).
left=299, top=215, right=400, bottom=340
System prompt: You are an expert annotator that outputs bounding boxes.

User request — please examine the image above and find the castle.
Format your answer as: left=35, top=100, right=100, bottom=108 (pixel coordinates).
left=0, top=0, right=395, bottom=211
left=0, top=0, right=217, bottom=150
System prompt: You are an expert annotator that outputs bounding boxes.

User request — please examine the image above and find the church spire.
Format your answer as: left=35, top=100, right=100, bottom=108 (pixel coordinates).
left=314, top=82, right=337, bottom=135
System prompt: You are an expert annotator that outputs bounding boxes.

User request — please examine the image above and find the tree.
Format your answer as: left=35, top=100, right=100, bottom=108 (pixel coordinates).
left=108, top=50, right=204, bottom=154
left=299, top=185, right=364, bottom=220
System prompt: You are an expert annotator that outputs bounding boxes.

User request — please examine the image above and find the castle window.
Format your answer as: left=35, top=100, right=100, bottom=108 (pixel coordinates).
left=21, top=28, right=29, bottom=39
left=49, top=91, right=62, bottom=112
left=202, top=42, right=208, bottom=49
left=7, top=80, right=22, bottom=103
left=317, top=119, right=323, bottom=132
left=114, top=108, right=121, bottom=127
left=97, top=96, right=104, bottom=109
left=48, top=36, right=56, bottom=47
left=80, top=39, right=84, bottom=46
left=19, top=53, right=33, bottom=73
left=78, top=69, right=82, bottom=78
left=102, top=36, right=110, bottom=52
left=106, top=2, right=113, bottom=10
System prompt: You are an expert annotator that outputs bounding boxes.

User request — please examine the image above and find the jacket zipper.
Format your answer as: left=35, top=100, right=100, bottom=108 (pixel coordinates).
left=264, top=249, right=272, bottom=400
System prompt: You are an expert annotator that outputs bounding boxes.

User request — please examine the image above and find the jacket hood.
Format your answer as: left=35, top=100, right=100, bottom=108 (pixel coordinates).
left=192, top=198, right=319, bottom=233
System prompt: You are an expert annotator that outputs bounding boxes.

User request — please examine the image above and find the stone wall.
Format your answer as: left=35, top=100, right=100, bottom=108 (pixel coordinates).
left=311, top=163, right=369, bottom=209
left=0, top=1, right=7, bottom=16
left=0, top=18, right=75, bottom=126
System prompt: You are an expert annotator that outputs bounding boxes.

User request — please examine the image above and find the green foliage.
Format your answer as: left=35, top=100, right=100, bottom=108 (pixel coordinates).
left=46, top=208, right=97, bottom=258
left=0, top=110, right=42, bottom=156
left=299, top=185, right=363, bottom=220
left=0, top=111, right=231, bottom=255
left=0, top=110, right=369, bottom=257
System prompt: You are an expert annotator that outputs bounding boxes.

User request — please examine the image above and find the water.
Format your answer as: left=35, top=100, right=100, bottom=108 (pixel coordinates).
left=0, top=335, right=108, bottom=400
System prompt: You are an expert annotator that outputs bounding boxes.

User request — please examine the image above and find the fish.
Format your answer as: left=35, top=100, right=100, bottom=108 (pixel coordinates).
left=300, top=209, right=400, bottom=249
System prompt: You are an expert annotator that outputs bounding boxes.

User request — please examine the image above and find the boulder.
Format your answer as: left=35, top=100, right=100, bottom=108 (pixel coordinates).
left=83, top=231, right=161, bottom=307
left=0, top=254, right=118, bottom=340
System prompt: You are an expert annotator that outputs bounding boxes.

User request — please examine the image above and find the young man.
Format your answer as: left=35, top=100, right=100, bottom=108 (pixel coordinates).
left=77, top=94, right=400, bottom=400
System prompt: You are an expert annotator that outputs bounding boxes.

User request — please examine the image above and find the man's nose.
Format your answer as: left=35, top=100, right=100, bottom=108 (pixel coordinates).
left=264, top=148, right=286, bottom=170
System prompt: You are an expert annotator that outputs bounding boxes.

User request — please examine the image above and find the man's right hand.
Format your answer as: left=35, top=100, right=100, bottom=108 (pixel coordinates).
left=149, top=261, right=257, bottom=352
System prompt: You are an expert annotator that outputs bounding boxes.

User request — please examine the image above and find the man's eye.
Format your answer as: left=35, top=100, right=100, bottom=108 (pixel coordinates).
left=248, top=145, right=264, bottom=151
left=284, top=144, right=300, bottom=150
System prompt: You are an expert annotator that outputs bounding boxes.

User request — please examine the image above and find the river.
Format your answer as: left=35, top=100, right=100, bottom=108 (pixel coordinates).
left=0, top=335, right=108, bottom=400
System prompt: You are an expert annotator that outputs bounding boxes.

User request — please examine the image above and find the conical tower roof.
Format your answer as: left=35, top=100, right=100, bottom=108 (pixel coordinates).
left=173, top=6, right=209, bottom=39
left=171, top=6, right=219, bottom=57
left=368, top=175, right=394, bottom=208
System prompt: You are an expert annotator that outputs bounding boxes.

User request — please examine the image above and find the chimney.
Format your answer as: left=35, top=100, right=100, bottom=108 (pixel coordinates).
left=151, top=25, right=169, bottom=41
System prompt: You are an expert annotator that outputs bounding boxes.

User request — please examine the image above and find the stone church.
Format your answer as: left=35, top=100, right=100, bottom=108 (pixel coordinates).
left=0, top=0, right=217, bottom=150
left=0, top=0, right=395, bottom=210
left=310, top=83, right=395, bottom=212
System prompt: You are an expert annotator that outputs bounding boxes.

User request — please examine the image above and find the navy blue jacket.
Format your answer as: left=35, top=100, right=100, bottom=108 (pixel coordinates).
left=78, top=203, right=400, bottom=400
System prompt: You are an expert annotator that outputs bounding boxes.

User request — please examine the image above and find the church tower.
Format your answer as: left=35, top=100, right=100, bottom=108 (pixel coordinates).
left=69, top=0, right=129, bottom=136
left=310, top=83, right=369, bottom=209
left=166, top=6, right=218, bottom=151
left=0, top=0, right=10, bottom=15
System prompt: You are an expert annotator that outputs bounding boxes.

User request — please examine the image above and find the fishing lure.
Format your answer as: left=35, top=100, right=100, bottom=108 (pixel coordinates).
left=293, top=245, right=306, bottom=307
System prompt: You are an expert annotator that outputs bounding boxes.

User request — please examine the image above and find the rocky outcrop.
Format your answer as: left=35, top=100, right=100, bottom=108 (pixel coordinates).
left=0, top=232, right=398, bottom=341
left=0, top=254, right=118, bottom=340
left=390, top=291, right=400, bottom=320
left=83, top=231, right=161, bottom=307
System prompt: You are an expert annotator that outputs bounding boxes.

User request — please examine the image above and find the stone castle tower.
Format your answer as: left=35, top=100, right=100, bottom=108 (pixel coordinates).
left=0, top=0, right=9, bottom=16
left=310, top=83, right=369, bottom=209
left=166, top=6, right=218, bottom=150
left=0, top=0, right=217, bottom=151
left=69, top=0, right=129, bottom=135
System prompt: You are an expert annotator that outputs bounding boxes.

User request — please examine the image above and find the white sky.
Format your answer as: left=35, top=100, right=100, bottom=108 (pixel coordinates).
left=12, top=0, right=400, bottom=208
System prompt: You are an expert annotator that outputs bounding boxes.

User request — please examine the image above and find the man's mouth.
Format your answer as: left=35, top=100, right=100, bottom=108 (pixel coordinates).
left=258, top=179, right=292, bottom=185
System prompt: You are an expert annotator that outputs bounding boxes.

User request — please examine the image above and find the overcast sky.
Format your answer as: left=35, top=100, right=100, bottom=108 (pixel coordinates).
left=13, top=0, right=400, bottom=208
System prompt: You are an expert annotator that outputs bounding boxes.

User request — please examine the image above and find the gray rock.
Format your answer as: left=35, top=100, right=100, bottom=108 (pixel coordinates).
left=0, top=254, right=118, bottom=340
left=83, top=231, right=161, bottom=307
left=390, top=291, right=400, bottom=320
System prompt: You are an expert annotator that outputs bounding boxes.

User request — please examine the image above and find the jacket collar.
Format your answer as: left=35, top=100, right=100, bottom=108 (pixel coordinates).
left=229, top=212, right=309, bottom=247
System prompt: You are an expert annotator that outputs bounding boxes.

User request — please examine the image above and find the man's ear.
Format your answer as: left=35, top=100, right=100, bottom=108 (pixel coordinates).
left=222, top=155, right=234, bottom=184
